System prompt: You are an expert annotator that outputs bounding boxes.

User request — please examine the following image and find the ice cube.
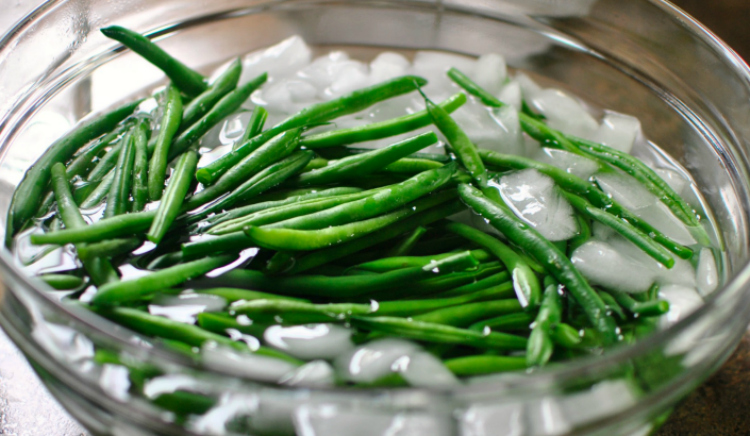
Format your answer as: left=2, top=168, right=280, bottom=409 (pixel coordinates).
left=571, top=240, right=656, bottom=293
left=370, top=52, right=410, bottom=83
left=334, top=339, right=419, bottom=383
left=594, top=171, right=656, bottom=211
left=696, top=247, right=719, bottom=297
left=659, top=284, right=703, bottom=327
left=655, top=167, right=688, bottom=195
left=534, top=148, right=600, bottom=180
left=528, top=88, right=599, bottom=138
left=485, top=105, right=525, bottom=156
left=241, top=35, right=312, bottom=84
left=397, top=351, right=460, bottom=388
left=496, top=169, right=579, bottom=241
left=589, top=111, right=641, bottom=154
left=264, top=324, right=354, bottom=360
left=498, top=79, right=523, bottom=111
left=471, top=53, right=507, bottom=96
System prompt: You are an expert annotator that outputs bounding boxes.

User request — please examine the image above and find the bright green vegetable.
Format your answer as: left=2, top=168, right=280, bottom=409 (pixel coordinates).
left=148, top=85, right=183, bottom=200
left=147, top=151, right=199, bottom=243
left=181, top=59, right=241, bottom=129
left=101, top=26, right=207, bottom=97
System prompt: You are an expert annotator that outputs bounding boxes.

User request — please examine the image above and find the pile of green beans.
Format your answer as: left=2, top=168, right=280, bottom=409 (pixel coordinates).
left=12, top=26, right=713, bottom=399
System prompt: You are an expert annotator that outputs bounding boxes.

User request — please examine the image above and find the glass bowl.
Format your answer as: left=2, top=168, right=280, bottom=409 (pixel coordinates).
left=1, top=0, right=750, bottom=435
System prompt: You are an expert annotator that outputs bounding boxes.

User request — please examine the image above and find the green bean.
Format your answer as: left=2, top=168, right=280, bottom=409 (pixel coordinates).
left=86, top=141, right=123, bottom=183
left=198, top=75, right=429, bottom=184
left=527, top=280, right=563, bottom=367
left=568, top=215, right=591, bottom=255
left=375, top=282, right=514, bottom=317
left=424, top=96, right=488, bottom=188
left=31, top=210, right=155, bottom=245
left=458, top=183, right=619, bottom=345
left=468, top=312, right=535, bottom=332
left=598, top=291, right=627, bottom=320
left=388, top=263, right=505, bottom=299
left=244, top=193, right=455, bottom=251
left=383, top=158, right=443, bottom=174
left=387, top=226, right=427, bottom=257
left=96, top=307, right=302, bottom=365
left=100, top=26, right=207, bottom=97
left=200, top=251, right=478, bottom=298
left=147, top=151, right=198, bottom=243
left=437, top=272, right=512, bottom=298
left=290, top=132, right=438, bottom=186
left=77, top=237, right=142, bottom=260
left=607, top=290, right=670, bottom=317
left=565, top=190, right=675, bottom=265
left=444, top=222, right=541, bottom=309
left=300, top=92, right=466, bottom=148
left=66, top=123, right=130, bottom=179
left=91, top=254, right=236, bottom=306
left=350, top=316, right=527, bottom=350
left=39, top=274, right=85, bottom=290
left=148, top=85, right=183, bottom=200
left=181, top=232, right=253, bottom=259
left=480, top=150, right=693, bottom=259
left=104, top=126, right=137, bottom=218
left=195, top=151, right=314, bottom=216
left=49, top=163, right=120, bottom=285
left=355, top=249, right=490, bottom=272
left=236, top=106, right=268, bottom=146
left=168, top=73, right=268, bottom=160
left=208, top=189, right=374, bottom=235
left=197, top=312, right=268, bottom=339
left=7, top=100, right=142, bottom=243
left=268, top=163, right=456, bottom=231
left=196, top=288, right=308, bottom=303
left=569, top=136, right=705, bottom=233
left=550, top=323, right=584, bottom=348
left=131, top=122, right=150, bottom=212
left=287, top=199, right=465, bottom=274
left=413, top=299, right=522, bottom=327
left=448, top=67, right=706, bottom=242
left=230, top=299, right=373, bottom=321
left=79, top=171, right=115, bottom=208
left=186, top=128, right=300, bottom=208
left=181, top=59, right=241, bottom=129
left=444, top=355, right=527, bottom=376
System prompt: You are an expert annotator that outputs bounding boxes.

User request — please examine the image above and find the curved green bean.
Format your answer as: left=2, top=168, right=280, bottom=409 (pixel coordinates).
left=101, top=26, right=207, bottom=97
left=444, top=221, right=541, bottom=309
left=31, top=210, right=156, bottom=245
left=39, top=274, right=85, bottom=290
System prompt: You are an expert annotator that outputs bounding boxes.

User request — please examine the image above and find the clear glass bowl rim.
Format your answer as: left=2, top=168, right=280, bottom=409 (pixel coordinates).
left=0, top=0, right=748, bottom=396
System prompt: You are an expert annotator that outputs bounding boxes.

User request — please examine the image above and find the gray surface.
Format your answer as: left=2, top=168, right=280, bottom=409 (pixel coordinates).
left=0, top=328, right=87, bottom=435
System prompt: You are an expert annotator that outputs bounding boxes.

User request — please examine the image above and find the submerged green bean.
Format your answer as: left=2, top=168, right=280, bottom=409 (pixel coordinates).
left=7, top=99, right=141, bottom=243
left=197, top=75, right=429, bottom=184
left=148, top=85, right=183, bottom=200
left=147, top=151, right=199, bottom=243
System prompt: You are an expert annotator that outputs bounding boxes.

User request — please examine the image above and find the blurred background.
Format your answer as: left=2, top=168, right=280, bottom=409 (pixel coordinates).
left=672, top=0, right=750, bottom=61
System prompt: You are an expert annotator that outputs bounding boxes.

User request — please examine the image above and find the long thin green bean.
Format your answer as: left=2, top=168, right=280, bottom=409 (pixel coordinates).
left=131, top=122, right=150, bottom=212
left=91, top=254, right=236, bottom=306
left=147, top=151, right=199, bottom=243
left=299, top=92, right=466, bottom=148
left=181, top=59, right=241, bottom=129
left=197, top=75, right=429, bottom=185
left=7, top=99, right=141, bottom=243
left=101, top=26, right=207, bottom=97
left=148, top=85, right=183, bottom=200
left=104, top=126, right=137, bottom=218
